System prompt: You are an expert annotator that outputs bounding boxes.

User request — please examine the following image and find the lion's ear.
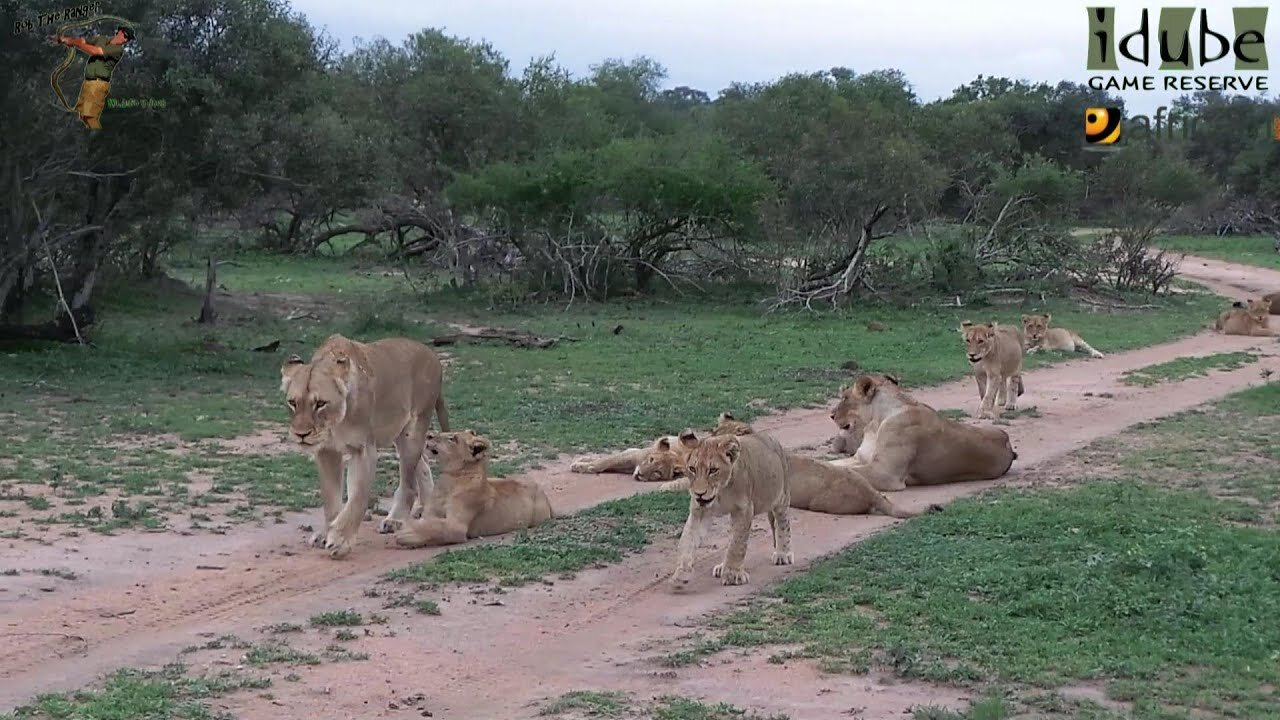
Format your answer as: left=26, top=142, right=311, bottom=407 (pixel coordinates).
left=280, top=354, right=305, bottom=391
left=855, top=375, right=876, bottom=398
left=678, top=429, right=699, bottom=449
left=885, top=373, right=900, bottom=386
left=723, top=436, right=740, bottom=463
left=656, top=437, right=672, bottom=451
left=959, top=321, right=972, bottom=334
left=1020, top=314, right=1029, bottom=322
left=466, top=432, right=490, bottom=457
left=1044, top=313, right=1052, bottom=323
left=718, top=411, right=735, bottom=422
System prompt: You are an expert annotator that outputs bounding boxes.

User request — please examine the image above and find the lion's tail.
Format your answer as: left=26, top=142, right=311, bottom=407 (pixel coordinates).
left=435, top=392, right=450, bottom=432
left=657, top=477, right=690, bottom=492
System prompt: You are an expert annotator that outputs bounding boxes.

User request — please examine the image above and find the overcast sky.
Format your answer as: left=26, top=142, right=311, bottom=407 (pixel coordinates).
left=292, top=0, right=1275, bottom=116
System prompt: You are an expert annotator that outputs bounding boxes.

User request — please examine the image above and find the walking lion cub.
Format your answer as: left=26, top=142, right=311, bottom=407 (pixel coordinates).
left=668, top=431, right=792, bottom=590
left=960, top=321, right=1025, bottom=419
left=1021, top=314, right=1104, bottom=358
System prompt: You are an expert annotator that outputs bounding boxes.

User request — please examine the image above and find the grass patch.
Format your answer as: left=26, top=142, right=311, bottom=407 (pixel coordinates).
left=414, top=599, right=442, bottom=616
left=1156, top=233, right=1280, bottom=270
left=309, top=610, right=363, bottom=627
left=682, top=383, right=1280, bottom=719
left=538, top=692, right=787, bottom=720
left=386, top=489, right=689, bottom=587
left=1120, top=351, right=1259, bottom=386
left=2, top=664, right=269, bottom=720
left=242, top=641, right=321, bottom=667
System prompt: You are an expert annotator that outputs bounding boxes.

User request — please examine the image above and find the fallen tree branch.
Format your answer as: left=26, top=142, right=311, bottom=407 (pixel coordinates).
left=1075, top=296, right=1160, bottom=310
left=430, top=326, right=577, bottom=349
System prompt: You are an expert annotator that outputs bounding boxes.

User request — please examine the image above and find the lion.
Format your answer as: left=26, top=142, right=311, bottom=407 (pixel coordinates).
left=668, top=431, right=792, bottom=589
left=394, top=430, right=553, bottom=547
left=671, top=419, right=931, bottom=519
left=829, top=373, right=1017, bottom=492
left=281, top=334, right=448, bottom=559
left=1264, top=292, right=1280, bottom=315
left=1021, top=314, right=1104, bottom=358
left=961, top=321, right=1026, bottom=418
left=569, top=432, right=697, bottom=483
left=1213, top=297, right=1278, bottom=336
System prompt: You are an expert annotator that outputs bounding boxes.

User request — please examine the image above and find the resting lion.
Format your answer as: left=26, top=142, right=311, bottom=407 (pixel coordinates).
left=669, top=431, right=792, bottom=589
left=569, top=433, right=691, bottom=482
left=961, top=321, right=1026, bottom=419
left=829, top=373, right=1017, bottom=492
left=395, top=430, right=553, bottom=547
left=1213, top=297, right=1277, bottom=336
left=281, top=334, right=448, bottom=559
left=1021, top=314, right=1104, bottom=358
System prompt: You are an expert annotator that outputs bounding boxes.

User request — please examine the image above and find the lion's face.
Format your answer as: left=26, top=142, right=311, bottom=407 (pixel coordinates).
left=831, top=373, right=898, bottom=430
left=1247, top=297, right=1270, bottom=320
left=635, top=435, right=689, bottom=483
left=960, top=322, right=996, bottom=363
left=424, top=429, right=491, bottom=466
left=280, top=353, right=352, bottom=448
left=681, top=434, right=739, bottom=508
left=1020, top=314, right=1050, bottom=345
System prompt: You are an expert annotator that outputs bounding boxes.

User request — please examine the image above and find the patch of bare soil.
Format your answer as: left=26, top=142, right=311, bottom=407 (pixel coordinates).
left=211, top=427, right=293, bottom=456
left=1, top=256, right=1278, bottom=718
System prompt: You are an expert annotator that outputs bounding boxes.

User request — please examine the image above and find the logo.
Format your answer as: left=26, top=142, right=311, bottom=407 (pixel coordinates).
left=1084, top=107, right=1122, bottom=145
left=1086, top=6, right=1270, bottom=93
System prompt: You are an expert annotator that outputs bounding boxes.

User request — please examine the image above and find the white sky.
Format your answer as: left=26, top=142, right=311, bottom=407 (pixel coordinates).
left=292, top=0, right=1275, bottom=116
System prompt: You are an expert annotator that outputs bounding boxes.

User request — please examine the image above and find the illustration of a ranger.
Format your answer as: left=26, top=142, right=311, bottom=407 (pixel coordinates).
left=48, top=23, right=134, bottom=130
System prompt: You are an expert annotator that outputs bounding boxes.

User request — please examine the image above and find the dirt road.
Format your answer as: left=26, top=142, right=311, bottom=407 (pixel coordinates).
left=2, top=254, right=1278, bottom=719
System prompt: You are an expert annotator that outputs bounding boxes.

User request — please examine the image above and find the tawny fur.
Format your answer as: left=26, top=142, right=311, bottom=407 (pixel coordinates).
left=569, top=434, right=682, bottom=479
left=961, top=321, right=1026, bottom=418
left=669, top=431, right=792, bottom=590
left=280, top=334, right=448, bottom=559
left=1021, top=314, right=1104, bottom=358
left=1213, top=297, right=1278, bottom=336
left=395, top=430, right=553, bottom=547
left=1262, top=292, right=1280, bottom=315
left=828, top=374, right=1017, bottom=492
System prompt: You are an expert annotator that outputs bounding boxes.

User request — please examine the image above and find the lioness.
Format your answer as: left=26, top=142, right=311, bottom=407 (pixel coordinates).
left=395, top=430, right=553, bottom=547
left=669, top=431, right=792, bottom=589
left=713, top=412, right=753, bottom=436
left=281, top=334, right=448, bottom=559
left=961, top=321, right=1026, bottom=419
left=829, top=373, right=1017, bottom=492
left=1213, top=297, right=1278, bottom=336
left=569, top=434, right=688, bottom=482
left=1021, top=314, right=1104, bottom=358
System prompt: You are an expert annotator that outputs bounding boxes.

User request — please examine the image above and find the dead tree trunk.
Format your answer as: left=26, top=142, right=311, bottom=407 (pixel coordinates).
left=197, top=256, right=217, bottom=324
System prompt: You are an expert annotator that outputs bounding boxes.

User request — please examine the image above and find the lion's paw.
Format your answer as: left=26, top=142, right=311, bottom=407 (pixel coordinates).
left=716, top=565, right=750, bottom=585
left=324, top=530, right=353, bottom=559
left=377, top=516, right=404, bottom=534
left=668, top=563, right=694, bottom=591
left=569, top=459, right=596, bottom=474
left=772, top=551, right=794, bottom=566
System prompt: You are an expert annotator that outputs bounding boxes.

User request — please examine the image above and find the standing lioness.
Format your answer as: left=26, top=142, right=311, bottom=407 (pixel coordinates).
left=281, top=334, right=448, bottom=559
left=961, top=321, right=1025, bottom=419
left=1021, top=314, right=1104, bottom=358
left=669, top=431, right=792, bottom=590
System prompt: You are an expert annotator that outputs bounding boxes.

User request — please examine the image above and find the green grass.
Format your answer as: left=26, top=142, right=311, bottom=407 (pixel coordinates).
left=414, top=599, right=442, bottom=615
left=675, top=382, right=1280, bottom=720
left=308, top=610, right=363, bottom=627
left=539, top=692, right=788, bottom=720
left=1, top=665, right=269, bottom=720
left=386, top=489, right=690, bottom=587
left=1120, top=351, right=1259, bottom=386
left=1156, top=234, right=1280, bottom=270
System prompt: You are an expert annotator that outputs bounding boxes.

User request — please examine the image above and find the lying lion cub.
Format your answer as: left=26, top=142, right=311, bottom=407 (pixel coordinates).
left=395, top=430, right=553, bottom=548
left=961, top=321, right=1025, bottom=419
left=1021, top=314, right=1104, bottom=358
left=1213, top=297, right=1277, bottom=337
left=830, top=373, right=1017, bottom=491
left=669, top=431, right=792, bottom=589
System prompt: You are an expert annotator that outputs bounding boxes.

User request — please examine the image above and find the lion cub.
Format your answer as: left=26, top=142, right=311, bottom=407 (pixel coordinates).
left=1021, top=314, right=1104, bottom=358
left=1214, top=297, right=1278, bottom=337
left=395, top=430, right=553, bottom=547
left=960, top=321, right=1025, bottom=419
left=669, top=431, right=792, bottom=589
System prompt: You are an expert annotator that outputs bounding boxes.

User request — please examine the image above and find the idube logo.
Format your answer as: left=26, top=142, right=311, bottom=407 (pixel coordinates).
left=1086, top=6, right=1269, bottom=93
left=1084, top=107, right=1122, bottom=145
